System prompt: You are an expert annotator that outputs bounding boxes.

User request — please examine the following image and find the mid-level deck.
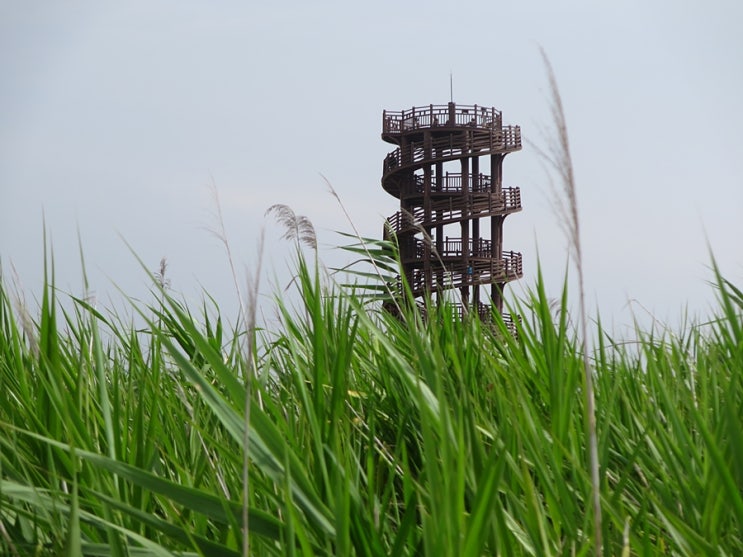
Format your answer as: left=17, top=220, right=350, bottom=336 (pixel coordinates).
left=381, top=125, right=521, bottom=198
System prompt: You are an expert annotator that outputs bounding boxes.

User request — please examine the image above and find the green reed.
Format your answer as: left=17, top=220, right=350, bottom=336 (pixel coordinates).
left=1, top=247, right=741, bottom=555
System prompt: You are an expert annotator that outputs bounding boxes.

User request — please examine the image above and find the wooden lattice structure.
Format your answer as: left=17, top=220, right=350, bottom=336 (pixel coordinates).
left=381, top=102, right=523, bottom=322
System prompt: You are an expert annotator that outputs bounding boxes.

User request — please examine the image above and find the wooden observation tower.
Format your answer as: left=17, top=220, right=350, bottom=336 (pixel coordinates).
left=381, top=102, right=523, bottom=321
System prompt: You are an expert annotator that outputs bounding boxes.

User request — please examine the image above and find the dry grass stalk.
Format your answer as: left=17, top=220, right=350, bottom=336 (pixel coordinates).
left=206, top=180, right=265, bottom=556
left=265, top=204, right=317, bottom=251
left=153, top=257, right=171, bottom=290
left=538, top=47, right=603, bottom=554
left=242, top=231, right=264, bottom=557
left=6, top=262, right=39, bottom=358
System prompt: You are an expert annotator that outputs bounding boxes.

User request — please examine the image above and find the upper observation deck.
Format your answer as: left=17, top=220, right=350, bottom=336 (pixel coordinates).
left=382, top=103, right=512, bottom=143
left=380, top=103, right=522, bottom=197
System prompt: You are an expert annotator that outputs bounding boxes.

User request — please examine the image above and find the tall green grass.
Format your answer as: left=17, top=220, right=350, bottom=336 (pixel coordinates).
left=1, top=244, right=741, bottom=555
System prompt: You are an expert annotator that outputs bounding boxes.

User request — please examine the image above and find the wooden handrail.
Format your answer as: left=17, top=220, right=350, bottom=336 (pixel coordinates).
left=412, top=172, right=492, bottom=194
left=405, top=252, right=523, bottom=295
left=386, top=187, right=522, bottom=235
left=382, top=127, right=521, bottom=191
left=413, top=237, right=494, bottom=259
left=383, top=103, right=503, bottom=134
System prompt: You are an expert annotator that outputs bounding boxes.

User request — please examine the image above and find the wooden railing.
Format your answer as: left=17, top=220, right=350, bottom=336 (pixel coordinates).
left=414, top=237, right=493, bottom=259
left=385, top=187, right=521, bottom=235
left=382, top=128, right=521, bottom=182
left=406, top=251, right=523, bottom=295
left=413, top=302, right=518, bottom=335
left=383, top=103, right=503, bottom=134
left=448, top=302, right=504, bottom=321
left=413, top=172, right=492, bottom=194
left=409, top=175, right=522, bottom=210
left=503, top=187, right=521, bottom=210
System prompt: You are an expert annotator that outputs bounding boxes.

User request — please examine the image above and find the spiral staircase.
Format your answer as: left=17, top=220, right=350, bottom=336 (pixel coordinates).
left=381, top=102, right=523, bottom=323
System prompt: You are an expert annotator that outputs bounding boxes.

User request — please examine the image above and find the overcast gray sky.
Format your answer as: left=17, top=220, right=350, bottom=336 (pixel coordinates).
left=1, top=1, right=742, bottom=334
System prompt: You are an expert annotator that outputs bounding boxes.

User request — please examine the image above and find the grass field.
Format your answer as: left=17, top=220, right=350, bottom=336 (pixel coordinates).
left=1, top=240, right=742, bottom=556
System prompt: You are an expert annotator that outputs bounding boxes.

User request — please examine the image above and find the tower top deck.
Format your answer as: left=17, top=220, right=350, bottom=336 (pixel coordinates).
left=382, top=102, right=504, bottom=143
